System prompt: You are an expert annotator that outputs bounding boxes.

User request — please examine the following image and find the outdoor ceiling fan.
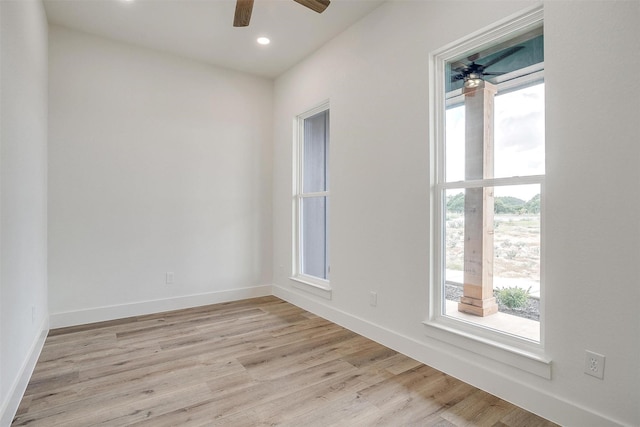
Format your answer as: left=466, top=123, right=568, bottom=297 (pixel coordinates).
left=234, top=0, right=330, bottom=27
left=451, top=46, right=523, bottom=88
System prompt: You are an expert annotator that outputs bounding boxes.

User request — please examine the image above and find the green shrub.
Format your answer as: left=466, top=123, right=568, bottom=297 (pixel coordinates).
left=495, top=286, right=530, bottom=309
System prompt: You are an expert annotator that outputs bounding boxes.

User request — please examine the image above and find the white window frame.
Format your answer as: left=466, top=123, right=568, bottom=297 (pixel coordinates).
left=292, top=101, right=331, bottom=298
left=425, top=6, right=551, bottom=378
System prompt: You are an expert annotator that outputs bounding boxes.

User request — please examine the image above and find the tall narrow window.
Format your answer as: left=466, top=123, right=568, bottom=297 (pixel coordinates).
left=294, top=103, right=330, bottom=290
left=427, top=8, right=549, bottom=376
left=443, top=80, right=544, bottom=341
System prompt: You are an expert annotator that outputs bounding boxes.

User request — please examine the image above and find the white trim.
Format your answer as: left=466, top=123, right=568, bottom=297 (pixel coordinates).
left=299, top=191, right=329, bottom=198
left=49, top=285, right=272, bottom=328
left=493, top=66, right=544, bottom=91
left=272, top=284, right=623, bottom=427
left=0, top=317, right=49, bottom=427
left=290, top=276, right=332, bottom=300
left=5, top=287, right=624, bottom=426
left=293, top=100, right=331, bottom=283
left=428, top=5, right=547, bottom=375
left=297, top=100, right=331, bottom=122
left=440, top=175, right=544, bottom=190
left=422, top=318, right=550, bottom=378
left=434, top=5, right=544, bottom=65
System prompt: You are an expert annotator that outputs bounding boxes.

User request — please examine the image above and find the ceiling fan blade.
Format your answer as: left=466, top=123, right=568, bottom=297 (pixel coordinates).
left=482, top=72, right=506, bottom=76
left=233, top=0, right=254, bottom=27
left=293, top=0, right=330, bottom=13
left=450, top=61, right=469, bottom=73
left=466, top=53, right=481, bottom=62
left=481, top=46, right=524, bottom=69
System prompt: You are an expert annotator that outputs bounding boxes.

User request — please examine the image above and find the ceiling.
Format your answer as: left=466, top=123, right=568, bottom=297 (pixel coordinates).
left=43, top=0, right=385, bottom=79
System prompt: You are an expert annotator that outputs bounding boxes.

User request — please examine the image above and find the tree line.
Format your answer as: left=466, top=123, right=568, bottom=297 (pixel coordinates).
left=447, top=192, right=540, bottom=214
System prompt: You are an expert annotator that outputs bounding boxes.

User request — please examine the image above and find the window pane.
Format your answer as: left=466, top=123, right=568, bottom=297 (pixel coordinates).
left=303, top=111, right=329, bottom=193
left=493, top=185, right=541, bottom=299
left=445, top=104, right=465, bottom=182
left=301, top=196, right=327, bottom=279
left=445, top=84, right=545, bottom=183
left=445, top=189, right=465, bottom=285
left=494, top=83, right=545, bottom=178
left=443, top=184, right=541, bottom=341
left=437, top=16, right=544, bottom=347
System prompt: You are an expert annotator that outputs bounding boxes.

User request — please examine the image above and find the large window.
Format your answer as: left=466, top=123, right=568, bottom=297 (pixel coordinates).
left=443, top=80, right=544, bottom=337
left=294, top=103, right=330, bottom=291
left=427, top=7, right=549, bottom=376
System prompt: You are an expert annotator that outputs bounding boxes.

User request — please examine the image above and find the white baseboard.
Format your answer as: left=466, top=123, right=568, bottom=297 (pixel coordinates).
left=49, top=285, right=272, bottom=329
left=272, top=284, right=624, bottom=427
left=0, top=317, right=49, bottom=427
left=16, top=284, right=624, bottom=427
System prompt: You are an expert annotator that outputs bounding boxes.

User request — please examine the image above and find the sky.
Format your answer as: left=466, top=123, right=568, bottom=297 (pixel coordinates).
left=445, top=83, right=545, bottom=201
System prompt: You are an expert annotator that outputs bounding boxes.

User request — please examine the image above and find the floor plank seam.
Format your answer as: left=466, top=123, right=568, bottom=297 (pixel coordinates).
left=13, top=297, right=558, bottom=427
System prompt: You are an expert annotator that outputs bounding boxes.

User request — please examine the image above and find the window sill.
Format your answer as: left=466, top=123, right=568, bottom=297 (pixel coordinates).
left=290, top=276, right=332, bottom=300
left=423, top=318, right=551, bottom=379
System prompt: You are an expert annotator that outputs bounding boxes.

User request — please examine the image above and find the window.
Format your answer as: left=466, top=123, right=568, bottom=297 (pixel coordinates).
left=443, top=82, right=544, bottom=335
left=427, top=7, right=550, bottom=377
left=293, top=102, right=330, bottom=293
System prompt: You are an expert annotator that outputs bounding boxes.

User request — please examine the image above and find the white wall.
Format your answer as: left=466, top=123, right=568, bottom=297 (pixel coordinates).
left=5, top=1, right=638, bottom=425
left=0, top=0, right=49, bottom=424
left=48, top=26, right=273, bottom=326
left=272, top=1, right=640, bottom=426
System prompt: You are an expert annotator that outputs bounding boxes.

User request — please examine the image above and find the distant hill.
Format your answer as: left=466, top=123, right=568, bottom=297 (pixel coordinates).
left=446, top=192, right=540, bottom=214
left=495, top=196, right=525, bottom=214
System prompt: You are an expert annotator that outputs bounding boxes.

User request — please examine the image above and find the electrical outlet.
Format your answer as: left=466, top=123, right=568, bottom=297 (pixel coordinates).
left=584, top=350, right=605, bottom=379
left=166, top=272, right=175, bottom=284
left=369, top=291, right=377, bottom=307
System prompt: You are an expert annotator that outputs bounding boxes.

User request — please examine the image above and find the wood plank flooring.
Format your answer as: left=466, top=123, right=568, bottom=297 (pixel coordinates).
left=13, top=296, right=557, bottom=426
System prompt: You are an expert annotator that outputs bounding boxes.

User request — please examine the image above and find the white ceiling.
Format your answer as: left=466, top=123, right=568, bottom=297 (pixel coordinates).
left=43, top=0, right=385, bottom=78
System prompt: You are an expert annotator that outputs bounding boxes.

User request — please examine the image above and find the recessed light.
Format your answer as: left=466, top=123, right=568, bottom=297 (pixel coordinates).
left=257, top=37, right=270, bottom=45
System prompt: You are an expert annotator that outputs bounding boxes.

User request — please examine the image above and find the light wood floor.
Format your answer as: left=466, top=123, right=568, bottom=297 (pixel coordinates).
left=13, top=296, right=557, bottom=426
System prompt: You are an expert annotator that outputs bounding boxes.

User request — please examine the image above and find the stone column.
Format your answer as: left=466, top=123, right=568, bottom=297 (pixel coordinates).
left=458, top=80, right=499, bottom=317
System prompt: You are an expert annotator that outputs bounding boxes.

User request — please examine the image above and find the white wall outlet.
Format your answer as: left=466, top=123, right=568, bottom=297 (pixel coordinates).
left=166, top=272, right=175, bottom=284
left=584, top=350, right=605, bottom=379
left=369, top=291, right=377, bottom=307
